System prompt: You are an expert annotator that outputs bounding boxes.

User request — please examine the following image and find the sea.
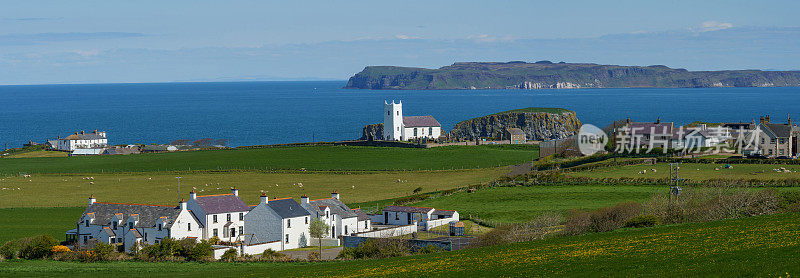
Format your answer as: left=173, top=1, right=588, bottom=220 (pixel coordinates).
left=0, top=81, right=798, bottom=148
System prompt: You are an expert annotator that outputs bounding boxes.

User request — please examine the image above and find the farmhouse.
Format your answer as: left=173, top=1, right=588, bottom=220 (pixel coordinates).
left=505, top=128, right=526, bottom=144
left=186, top=188, right=250, bottom=242
left=383, top=100, right=442, bottom=141
left=244, top=194, right=310, bottom=250
left=377, top=205, right=460, bottom=230
left=57, top=130, right=108, bottom=151
left=300, top=191, right=361, bottom=238
left=68, top=195, right=203, bottom=252
left=747, top=115, right=800, bottom=157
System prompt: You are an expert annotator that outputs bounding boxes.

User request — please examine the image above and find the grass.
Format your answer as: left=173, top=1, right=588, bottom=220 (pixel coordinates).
left=2, top=150, right=68, bottom=159
left=566, top=162, right=800, bottom=181
left=0, top=168, right=506, bottom=208
left=490, top=107, right=572, bottom=115
left=410, top=185, right=663, bottom=223
left=0, top=145, right=538, bottom=174
left=1, top=212, right=797, bottom=277
left=0, top=207, right=85, bottom=243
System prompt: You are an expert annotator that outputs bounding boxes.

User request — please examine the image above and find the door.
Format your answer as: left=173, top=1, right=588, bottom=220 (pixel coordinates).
left=407, top=213, right=412, bottom=224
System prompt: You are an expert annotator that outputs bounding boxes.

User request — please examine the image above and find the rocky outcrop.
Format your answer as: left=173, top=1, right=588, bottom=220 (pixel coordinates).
left=450, top=108, right=581, bottom=141
left=360, top=123, right=383, bottom=140
left=345, top=61, right=800, bottom=90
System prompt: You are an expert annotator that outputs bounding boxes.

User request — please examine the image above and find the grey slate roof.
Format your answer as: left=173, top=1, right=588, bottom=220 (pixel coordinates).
left=763, top=123, right=797, bottom=138
left=267, top=198, right=310, bottom=219
left=627, top=122, right=673, bottom=135
left=507, top=128, right=525, bottom=135
left=432, top=209, right=456, bottom=216
left=302, top=198, right=358, bottom=219
left=195, top=194, right=250, bottom=214
left=83, top=202, right=181, bottom=229
left=351, top=208, right=371, bottom=221
left=62, top=133, right=105, bottom=140
left=383, top=206, right=434, bottom=213
left=403, top=116, right=441, bottom=127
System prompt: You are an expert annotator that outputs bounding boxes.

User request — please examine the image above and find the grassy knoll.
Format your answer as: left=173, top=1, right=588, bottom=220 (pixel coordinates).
left=0, top=207, right=85, bottom=243
left=566, top=162, right=800, bottom=181
left=0, top=145, right=538, bottom=174
left=2, top=212, right=797, bottom=277
left=0, top=168, right=505, bottom=208
left=411, top=185, right=662, bottom=223
left=2, top=150, right=68, bottom=159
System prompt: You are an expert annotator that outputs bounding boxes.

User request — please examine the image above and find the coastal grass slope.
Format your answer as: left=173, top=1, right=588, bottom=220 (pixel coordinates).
left=2, top=212, right=797, bottom=277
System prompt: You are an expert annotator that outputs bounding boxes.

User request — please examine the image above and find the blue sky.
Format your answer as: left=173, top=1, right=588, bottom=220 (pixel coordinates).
left=1, top=0, right=799, bottom=84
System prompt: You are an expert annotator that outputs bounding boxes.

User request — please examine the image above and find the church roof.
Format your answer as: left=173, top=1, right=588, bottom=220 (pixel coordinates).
left=403, top=116, right=441, bottom=127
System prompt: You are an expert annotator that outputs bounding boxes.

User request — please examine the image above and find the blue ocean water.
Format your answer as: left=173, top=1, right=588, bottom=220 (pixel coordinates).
left=0, top=81, right=798, bottom=147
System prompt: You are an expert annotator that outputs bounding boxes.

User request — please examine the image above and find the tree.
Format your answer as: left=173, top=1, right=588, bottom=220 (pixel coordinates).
left=308, top=218, right=330, bottom=258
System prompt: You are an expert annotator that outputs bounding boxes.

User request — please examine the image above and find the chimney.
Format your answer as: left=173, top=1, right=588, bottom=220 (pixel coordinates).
left=331, top=190, right=340, bottom=200
left=190, top=190, right=196, bottom=200
left=89, top=194, right=96, bottom=205
left=789, top=114, right=792, bottom=126
left=93, top=129, right=98, bottom=134
left=179, top=199, right=187, bottom=211
left=81, top=130, right=85, bottom=135
left=301, top=194, right=309, bottom=204
left=231, top=187, right=239, bottom=196
left=766, top=115, right=771, bottom=123
left=260, top=193, right=268, bottom=204
left=656, top=117, right=661, bottom=124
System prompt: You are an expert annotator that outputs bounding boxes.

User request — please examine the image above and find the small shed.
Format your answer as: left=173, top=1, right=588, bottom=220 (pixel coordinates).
left=449, top=221, right=465, bottom=236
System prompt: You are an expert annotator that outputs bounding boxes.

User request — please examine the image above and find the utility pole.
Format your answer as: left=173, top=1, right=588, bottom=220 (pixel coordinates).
left=613, top=121, right=617, bottom=162
left=175, top=176, right=182, bottom=200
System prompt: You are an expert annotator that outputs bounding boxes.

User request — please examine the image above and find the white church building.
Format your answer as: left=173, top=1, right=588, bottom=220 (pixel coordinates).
left=383, top=100, right=442, bottom=141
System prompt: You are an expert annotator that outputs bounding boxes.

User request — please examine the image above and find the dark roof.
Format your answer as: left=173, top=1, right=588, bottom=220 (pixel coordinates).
left=62, top=133, right=105, bottom=140
left=762, top=123, right=796, bottom=138
left=195, top=194, right=250, bottom=214
left=303, top=198, right=358, bottom=219
left=627, top=122, right=673, bottom=135
left=351, top=208, right=371, bottom=221
left=83, top=202, right=180, bottom=229
left=267, top=198, right=310, bottom=219
left=403, top=116, right=441, bottom=127
left=103, top=227, right=116, bottom=237
left=383, top=206, right=434, bottom=213
left=130, top=229, right=142, bottom=238
left=102, top=147, right=140, bottom=155
left=432, top=209, right=456, bottom=216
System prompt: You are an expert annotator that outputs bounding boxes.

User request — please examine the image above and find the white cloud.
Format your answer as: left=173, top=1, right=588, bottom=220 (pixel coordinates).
left=394, top=34, right=420, bottom=40
left=700, top=21, right=734, bottom=32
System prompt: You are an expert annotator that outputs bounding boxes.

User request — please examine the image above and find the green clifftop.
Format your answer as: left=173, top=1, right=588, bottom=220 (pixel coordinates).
left=344, top=61, right=800, bottom=90
left=450, top=107, right=581, bottom=141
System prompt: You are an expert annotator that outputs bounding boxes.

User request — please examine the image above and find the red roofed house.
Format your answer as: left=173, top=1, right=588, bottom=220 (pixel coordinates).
left=384, top=100, right=442, bottom=141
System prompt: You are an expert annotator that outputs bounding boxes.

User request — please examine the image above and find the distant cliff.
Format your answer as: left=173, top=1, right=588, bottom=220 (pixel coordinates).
left=450, top=108, right=581, bottom=141
left=344, top=61, right=800, bottom=90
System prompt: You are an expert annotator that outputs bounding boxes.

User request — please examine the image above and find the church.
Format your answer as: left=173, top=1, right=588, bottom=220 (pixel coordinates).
left=383, top=100, right=442, bottom=141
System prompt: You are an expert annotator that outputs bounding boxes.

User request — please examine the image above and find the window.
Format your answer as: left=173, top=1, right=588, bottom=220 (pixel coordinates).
left=113, top=222, right=117, bottom=229
left=230, top=228, right=236, bottom=237
left=326, top=211, right=329, bottom=218
left=387, top=111, right=390, bottom=116
left=384, top=212, right=388, bottom=222
left=396, top=111, right=399, bottom=116
left=213, top=228, right=218, bottom=237
left=213, top=215, right=218, bottom=223
left=396, top=127, right=399, bottom=131
left=305, top=217, right=308, bottom=224
left=144, top=233, right=148, bottom=241
left=365, top=221, right=368, bottom=229
left=227, top=214, right=231, bottom=222
left=188, top=223, right=192, bottom=231
left=429, top=128, right=433, bottom=136
left=771, top=138, right=776, bottom=144
left=239, top=213, right=244, bottom=221
left=287, top=219, right=291, bottom=228
left=85, top=220, right=89, bottom=227
left=239, top=226, right=243, bottom=235
left=285, top=234, right=289, bottom=243
left=414, top=128, right=418, bottom=136
left=395, top=212, right=399, bottom=220
left=345, top=225, right=348, bottom=235
left=129, top=222, right=134, bottom=228
left=761, top=138, right=765, bottom=144
left=158, top=224, right=162, bottom=231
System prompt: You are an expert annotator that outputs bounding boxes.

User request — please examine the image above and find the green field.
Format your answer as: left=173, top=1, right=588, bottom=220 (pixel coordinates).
left=0, top=207, right=85, bottom=243
left=0, top=168, right=505, bottom=208
left=2, top=212, right=797, bottom=277
left=566, top=162, right=800, bottom=180
left=0, top=145, right=539, bottom=174
left=411, top=185, right=663, bottom=223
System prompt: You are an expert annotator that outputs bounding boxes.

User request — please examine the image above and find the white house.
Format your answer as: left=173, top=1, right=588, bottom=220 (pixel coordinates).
left=350, top=208, right=372, bottom=233
left=69, top=195, right=203, bottom=252
left=186, top=188, right=251, bottom=242
left=383, top=100, right=442, bottom=141
left=300, top=191, right=362, bottom=238
left=243, top=194, right=311, bottom=250
left=57, top=130, right=108, bottom=151
left=379, top=205, right=460, bottom=231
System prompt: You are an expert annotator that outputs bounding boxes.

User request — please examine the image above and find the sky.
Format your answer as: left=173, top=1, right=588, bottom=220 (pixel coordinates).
left=1, top=0, right=799, bottom=85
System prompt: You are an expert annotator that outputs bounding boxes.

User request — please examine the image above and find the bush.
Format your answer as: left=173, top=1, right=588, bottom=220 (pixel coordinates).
left=261, top=249, right=285, bottom=261
left=219, top=248, right=238, bottom=262
left=306, top=251, right=320, bottom=261
left=88, top=242, right=114, bottom=262
left=624, top=215, right=660, bottom=228
left=645, top=186, right=780, bottom=224
left=415, top=244, right=443, bottom=254
left=18, top=235, right=59, bottom=259
left=337, top=238, right=409, bottom=260
left=186, top=240, right=212, bottom=261
left=0, top=240, right=20, bottom=260
left=589, top=202, right=642, bottom=232
left=51, top=245, right=71, bottom=254
left=471, top=212, right=563, bottom=247
left=564, top=210, right=591, bottom=236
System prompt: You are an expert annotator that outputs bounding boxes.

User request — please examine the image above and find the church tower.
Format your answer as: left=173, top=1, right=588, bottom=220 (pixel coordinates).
left=384, top=100, right=403, bottom=140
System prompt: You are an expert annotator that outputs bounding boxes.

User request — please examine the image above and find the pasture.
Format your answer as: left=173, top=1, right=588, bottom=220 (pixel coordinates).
left=0, top=145, right=539, bottom=174
left=566, top=162, right=800, bottom=181
left=2, top=212, right=797, bottom=277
